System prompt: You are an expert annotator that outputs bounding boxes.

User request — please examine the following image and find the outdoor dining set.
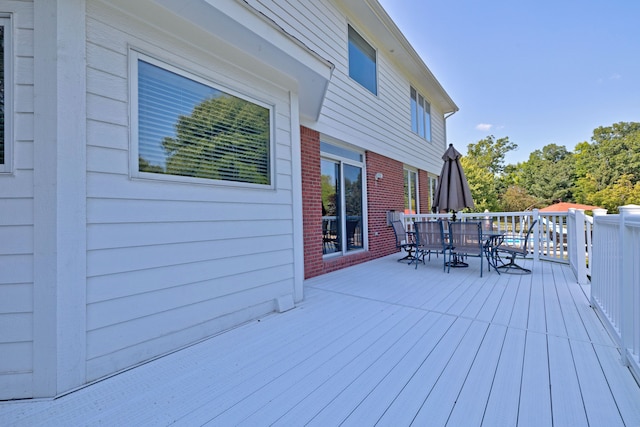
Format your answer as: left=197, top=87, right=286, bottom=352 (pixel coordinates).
left=394, top=143, right=535, bottom=276
left=391, top=218, right=537, bottom=276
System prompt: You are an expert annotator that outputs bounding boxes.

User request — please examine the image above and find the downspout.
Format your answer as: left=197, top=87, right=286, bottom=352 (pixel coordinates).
left=444, top=110, right=458, bottom=150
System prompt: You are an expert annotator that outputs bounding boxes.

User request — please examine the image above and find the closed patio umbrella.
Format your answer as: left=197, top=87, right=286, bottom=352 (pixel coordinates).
left=432, top=144, right=474, bottom=220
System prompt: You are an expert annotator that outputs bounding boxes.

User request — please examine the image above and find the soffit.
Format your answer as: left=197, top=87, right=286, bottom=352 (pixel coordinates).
left=136, top=0, right=335, bottom=120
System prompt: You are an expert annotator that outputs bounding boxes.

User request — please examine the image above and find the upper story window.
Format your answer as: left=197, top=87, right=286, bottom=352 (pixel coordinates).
left=348, top=25, right=377, bottom=95
left=0, top=16, right=12, bottom=173
left=131, top=52, right=272, bottom=187
left=411, top=87, right=431, bottom=142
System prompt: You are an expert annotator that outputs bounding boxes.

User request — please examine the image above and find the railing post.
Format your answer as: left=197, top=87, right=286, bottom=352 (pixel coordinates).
left=574, top=209, right=588, bottom=285
left=589, top=209, right=607, bottom=305
left=619, top=204, right=640, bottom=366
left=568, top=208, right=576, bottom=271
left=532, top=209, right=540, bottom=261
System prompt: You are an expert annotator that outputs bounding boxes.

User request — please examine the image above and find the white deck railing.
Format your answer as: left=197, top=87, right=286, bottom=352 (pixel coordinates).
left=591, top=205, right=640, bottom=383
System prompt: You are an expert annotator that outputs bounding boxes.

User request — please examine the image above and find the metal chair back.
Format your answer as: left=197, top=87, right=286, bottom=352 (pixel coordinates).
left=413, top=220, right=449, bottom=270
left=448, top=221, right=484, bottom=276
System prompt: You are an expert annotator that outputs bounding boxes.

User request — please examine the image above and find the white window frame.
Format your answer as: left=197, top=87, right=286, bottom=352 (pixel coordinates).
left=129, top=49, right=275, bottom=189
left=321, top=140, right=368, bottom=257
left=404, top=167, right=419, bottom=214
left=347, top=24, right=378, bottom=96
left=410, top=86, right=431, bottom=142
left=429, top=175, right=438, bottom=212
left=0, top=15, right=13, bottom=174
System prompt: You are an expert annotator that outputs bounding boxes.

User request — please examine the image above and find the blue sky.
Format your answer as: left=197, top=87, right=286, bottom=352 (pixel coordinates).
left=378, top=0, right=640, bottom=165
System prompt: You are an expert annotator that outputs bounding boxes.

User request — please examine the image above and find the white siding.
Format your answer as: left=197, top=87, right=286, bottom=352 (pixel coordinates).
left=0, top=0, right=34, bottom=400
left=84, top=1, right=297, bottom=381
left=249, top=0, right=450, bottom=175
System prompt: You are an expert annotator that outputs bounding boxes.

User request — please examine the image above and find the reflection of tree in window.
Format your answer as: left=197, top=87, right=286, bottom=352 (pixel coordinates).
left=157, top=96, right=269, bottom=184
left=321, top=173, right=338, bottom=216
left=344, top=170, right=362, bottom=216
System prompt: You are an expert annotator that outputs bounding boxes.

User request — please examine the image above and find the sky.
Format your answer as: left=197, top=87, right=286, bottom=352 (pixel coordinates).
left=377, top=0, right=640, bottom=165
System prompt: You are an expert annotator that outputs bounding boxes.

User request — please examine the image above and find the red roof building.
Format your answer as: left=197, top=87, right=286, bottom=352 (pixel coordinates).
left=539, top=202, right=602, bottom=212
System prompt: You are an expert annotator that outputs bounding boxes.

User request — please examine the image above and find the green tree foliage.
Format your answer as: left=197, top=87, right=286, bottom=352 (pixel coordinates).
left=462, top=122, right=640, bottom=214
left=573, top=122, right=640, bottom=212
left=514, top=144, right=575, bottom=204
left=501, top=185, right=540, bottom=212
left=586, top=174, right=640, bottom=212
left=460, top=135, right=517, bottom=212
left=159, top=95, right=270, bottom=184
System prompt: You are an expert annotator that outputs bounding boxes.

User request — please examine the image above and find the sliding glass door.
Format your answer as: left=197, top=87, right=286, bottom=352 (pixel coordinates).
left=321, top=142, right=365, bottom=256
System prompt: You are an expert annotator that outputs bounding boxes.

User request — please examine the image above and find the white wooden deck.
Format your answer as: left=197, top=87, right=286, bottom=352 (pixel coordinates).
left=2, top=255, right=640, bottom=426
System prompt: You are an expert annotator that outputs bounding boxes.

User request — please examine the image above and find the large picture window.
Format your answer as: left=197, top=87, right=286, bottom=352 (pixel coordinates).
left=348, top=25, right=377, bottom=95
left=0, top=17, right=12, bottom=173
left=321, top=142, right=365, bottom=256
left=411, top=87, right=431, bottom=142
left=132, top=53, right=272, bottom=186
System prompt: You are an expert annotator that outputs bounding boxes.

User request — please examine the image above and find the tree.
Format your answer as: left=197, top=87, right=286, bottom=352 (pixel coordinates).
left=501, top=185, right=540, bottom=212
left=153, top=95, right=270, bottom=184
left=515, top=144, right=575, bottom=204
left=461, top=135, right=517, bottom=212
left=573, top=122, right=640, bottom=204
left=581, top=174, right=640, bottom=213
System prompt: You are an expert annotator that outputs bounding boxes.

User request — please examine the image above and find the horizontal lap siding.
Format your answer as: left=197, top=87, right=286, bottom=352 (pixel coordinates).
left=250, top=0, right=448, bottom=176
left=85, top=2, right=295, bottom=381
left=0, top=1, right=35, bottom=400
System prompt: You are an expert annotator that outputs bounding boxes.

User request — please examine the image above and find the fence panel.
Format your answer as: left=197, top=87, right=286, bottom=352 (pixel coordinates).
left=537, top=212, right=569, bottom=263
left=591, top=215, right=621, bottom=340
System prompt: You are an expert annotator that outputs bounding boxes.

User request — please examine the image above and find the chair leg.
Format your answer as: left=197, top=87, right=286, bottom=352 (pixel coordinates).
left=496, top=254, right=531, bottom=274
left=446, top=250, right=451, bottom=274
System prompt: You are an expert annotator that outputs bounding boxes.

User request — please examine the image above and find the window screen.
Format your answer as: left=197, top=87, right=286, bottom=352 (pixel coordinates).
left=137, top=59, right=271, bottom=185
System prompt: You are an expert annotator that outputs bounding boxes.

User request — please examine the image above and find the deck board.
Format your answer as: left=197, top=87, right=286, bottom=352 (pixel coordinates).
left=518, top=331, right=552, bottom=426
left=2, top=255, right=640, bottom=426
left=438, top=323, right=507, bottom=426
left=548, top=334, right=589, bottom=426
left=481, top=327, right=526, bottom=426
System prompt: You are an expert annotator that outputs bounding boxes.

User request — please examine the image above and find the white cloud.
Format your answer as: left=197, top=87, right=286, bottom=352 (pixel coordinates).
left=610, top=73, right=622, bottom=80
left=476, top=123, right=493, bottom=132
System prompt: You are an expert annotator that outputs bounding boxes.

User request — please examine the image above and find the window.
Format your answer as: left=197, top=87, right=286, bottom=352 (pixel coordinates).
left=0, top=17, right=12, bottom=173
left=321, top=142, right=365, bottom=256
left=132, top=52, right=272, bottom=186
left=429, top=175, right=438, bottom=212
left=404, top=169, right=418, bottom=214
left=410, top=87, right=431, bottom=141
left=348, top=25, right=377, bottom=95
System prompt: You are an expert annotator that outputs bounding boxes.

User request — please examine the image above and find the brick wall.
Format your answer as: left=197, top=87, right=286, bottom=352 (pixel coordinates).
left=300, top=126, right=324, bottom=277
left=300, top=126, right=407, bottom=279
left=365, top=151, right=404, bottom=258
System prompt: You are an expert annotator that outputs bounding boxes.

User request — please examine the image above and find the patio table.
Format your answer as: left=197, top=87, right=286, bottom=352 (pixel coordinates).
left=483, top=232, right=505, bottom=273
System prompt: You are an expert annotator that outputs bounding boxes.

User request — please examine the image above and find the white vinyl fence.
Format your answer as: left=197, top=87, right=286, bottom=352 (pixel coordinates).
left=591, top=205, right=640, bottom=384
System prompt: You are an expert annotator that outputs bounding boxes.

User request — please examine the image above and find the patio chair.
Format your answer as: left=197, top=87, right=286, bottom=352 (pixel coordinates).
left=448, top=221, right=484, bottom=276
left=412, top=220, right=450, bottom=270
left=493, top=219, right=538, bottom=274
left=391, top=220, right=416, bottom=262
